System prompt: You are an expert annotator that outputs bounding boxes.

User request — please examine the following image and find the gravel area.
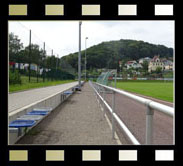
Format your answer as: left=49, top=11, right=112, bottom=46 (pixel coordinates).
left=16, top=83, right=119, bottom=145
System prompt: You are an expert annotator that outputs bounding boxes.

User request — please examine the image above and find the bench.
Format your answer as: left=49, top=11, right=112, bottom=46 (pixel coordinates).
left=32, top=107, right=53, bottom=112
left=17, top=115, right=43, bottom=121
left=63, top=91, right=73, bottom=95
left=9, top=119, right=36, bottom=136
left=26, top=110, right=49, bottom=116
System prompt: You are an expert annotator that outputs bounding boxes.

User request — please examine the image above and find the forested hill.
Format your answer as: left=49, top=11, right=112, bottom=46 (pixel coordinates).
left=61, top=39, right=173, bottom=70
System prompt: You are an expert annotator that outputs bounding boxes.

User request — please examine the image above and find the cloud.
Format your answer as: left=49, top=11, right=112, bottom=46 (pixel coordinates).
left=9, top=21, right=174, bottom=58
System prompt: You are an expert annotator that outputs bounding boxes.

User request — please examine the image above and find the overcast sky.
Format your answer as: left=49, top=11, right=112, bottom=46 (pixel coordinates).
left=9, top=21, right=174, bottom=58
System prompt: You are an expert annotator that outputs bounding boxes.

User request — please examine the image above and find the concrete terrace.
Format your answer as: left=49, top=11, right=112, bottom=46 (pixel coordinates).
left=16, top=82, right=121, bottom=145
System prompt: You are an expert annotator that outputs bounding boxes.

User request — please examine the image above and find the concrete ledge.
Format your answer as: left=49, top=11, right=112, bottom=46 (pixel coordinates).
left=9, top=128, right=18, bottom=144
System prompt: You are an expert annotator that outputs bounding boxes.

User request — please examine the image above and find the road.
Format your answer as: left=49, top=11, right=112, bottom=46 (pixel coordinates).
left=8, top=82, right=78, bottom=113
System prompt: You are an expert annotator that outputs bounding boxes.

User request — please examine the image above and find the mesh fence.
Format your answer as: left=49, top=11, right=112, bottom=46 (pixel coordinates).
left=96, top=70, right=117, bottom=86
left=9, top=21, right=76, bottom=83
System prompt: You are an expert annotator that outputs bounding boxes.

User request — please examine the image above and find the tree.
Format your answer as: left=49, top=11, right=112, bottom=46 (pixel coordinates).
left=9, top=32, right=23, bottom=63
left=62, top=39, right=173, bottom=71
left=142, top=61, right=148, bottom=71
left=155, top=67, right=162, bottom=74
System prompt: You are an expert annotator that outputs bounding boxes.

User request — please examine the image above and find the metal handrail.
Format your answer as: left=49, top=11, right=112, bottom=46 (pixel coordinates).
left=95, top=82, right=174, bottom=117
left=90, top=81, right=174, bottom=145
left=89, top=81, right=140, bottom=145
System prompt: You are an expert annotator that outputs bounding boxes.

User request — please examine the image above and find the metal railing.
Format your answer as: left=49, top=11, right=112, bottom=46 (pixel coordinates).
left=89, top=81, right=174, bottom=145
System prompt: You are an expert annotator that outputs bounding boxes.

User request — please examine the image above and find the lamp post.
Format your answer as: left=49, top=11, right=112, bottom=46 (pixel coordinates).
left=78, top=21, right=82, bottom=87
left=85, top=37, right=88, bottom=81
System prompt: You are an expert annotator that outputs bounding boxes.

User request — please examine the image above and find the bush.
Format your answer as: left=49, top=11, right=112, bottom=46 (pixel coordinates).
left=9, top=70, right=22, bottom=84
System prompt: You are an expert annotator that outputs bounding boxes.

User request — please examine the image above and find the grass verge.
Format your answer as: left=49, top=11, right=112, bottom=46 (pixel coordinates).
left=116, top=80, right=173, bottom=102
left=9, top=76, right=75, bottom=93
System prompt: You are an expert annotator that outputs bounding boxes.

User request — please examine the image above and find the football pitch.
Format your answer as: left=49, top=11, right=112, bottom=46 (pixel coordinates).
left=116, top=80, right=173, bottom=103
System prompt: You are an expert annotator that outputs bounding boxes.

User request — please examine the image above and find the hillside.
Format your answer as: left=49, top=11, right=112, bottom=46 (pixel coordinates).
left=61, top=39, right=173, bottom=70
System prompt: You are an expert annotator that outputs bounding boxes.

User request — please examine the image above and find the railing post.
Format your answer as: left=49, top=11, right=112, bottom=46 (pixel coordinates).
left=146, top=106, right=154, bottom=144
left=103, top=87, right=106, bottom=117
left=112, top=90, right=115, bottom=139
left=99, top=85, right=101, bottom=96
left=112, top=70, right=117, bottom=139
left=96, top=84, right=98, bottom=100
left=97, top=85, right=100, bottom=102
left=99, top=86, right=101, bottom=105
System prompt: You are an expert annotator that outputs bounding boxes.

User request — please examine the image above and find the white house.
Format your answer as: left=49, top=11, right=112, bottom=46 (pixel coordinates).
left=31, top=64, right=38, bottom=71
left=139, top=57, right=152, bottom=64
left=15, top=63, right=25, bottom=70
left=24, top=63, right=38, bottom=71
left=125, top=60, right=142, bottom=69
left=39, top=68, right=43, bottom=75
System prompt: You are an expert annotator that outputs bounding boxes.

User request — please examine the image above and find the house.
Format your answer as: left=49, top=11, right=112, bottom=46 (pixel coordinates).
left=125, top=60, right=142, bottom=69
left=30, top=64, right=38, bottom=71
left=148, top=55, right=164, bottom=72
left=9, top=62, right=24, bottom=70
left=45, top=68, right=51, bottom=72
left=163, top=59, right=173, bottom=71
left=24, top=63, right=38, bottom=71
left=24, top=63, right=29, bottom=70
left=139, top=57, right=152, bottom=64
left=39, top=68, right=43, bottom=75
left=15, top=63, right=24, bottom=70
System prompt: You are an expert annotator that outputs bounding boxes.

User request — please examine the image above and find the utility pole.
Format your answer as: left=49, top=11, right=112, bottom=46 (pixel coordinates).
left=85, top=37, right=88, bottom=81
left=37, top=60, right=39, bottom=83
left=51, top=49, right=53, bottom=81
left=78, top=21, right=82, bottom=87
left=56, top=54, right=59, bottom=71
left=28, top=30, right=31, bottom=83
left=43, top=42, right=45, bottom=82
left=56, top=54, right=59, bottom=80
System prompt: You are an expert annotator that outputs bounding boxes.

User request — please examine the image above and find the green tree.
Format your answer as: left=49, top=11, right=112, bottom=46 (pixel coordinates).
left=9, top=33, right=23, bottom=62
left=142, top=61, right=148, bottom=71
left=155, top=67, right=162, bottom=74
left=62, top=39, right=173, bottom=72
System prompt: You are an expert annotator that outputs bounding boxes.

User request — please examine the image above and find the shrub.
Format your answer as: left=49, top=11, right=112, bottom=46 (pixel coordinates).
left=9, top=70, right=22, bottom=84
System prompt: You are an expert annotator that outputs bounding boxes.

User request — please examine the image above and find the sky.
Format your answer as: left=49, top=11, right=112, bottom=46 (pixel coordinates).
left=9, top=21, right=174, bottom=58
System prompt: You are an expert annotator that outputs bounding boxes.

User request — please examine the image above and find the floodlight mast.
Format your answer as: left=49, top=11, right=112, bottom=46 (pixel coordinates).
left=78, top=21, right=82, bottom=87
left=85, top=37, right=88, bottom=81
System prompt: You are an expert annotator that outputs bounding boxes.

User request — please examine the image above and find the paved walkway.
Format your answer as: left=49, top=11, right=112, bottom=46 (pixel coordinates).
left=8, top=82, right=78, bottom=113
left=16, top=83, right=119, bottom=145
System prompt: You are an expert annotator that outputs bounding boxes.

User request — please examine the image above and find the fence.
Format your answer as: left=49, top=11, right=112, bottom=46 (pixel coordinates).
left=9, top=21, right=76, bottom=83
left=89, top=81, right=174, bottom=145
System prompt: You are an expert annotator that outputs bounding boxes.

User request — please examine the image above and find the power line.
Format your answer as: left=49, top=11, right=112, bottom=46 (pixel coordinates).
left=16, top=22, right=60, bottom=57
